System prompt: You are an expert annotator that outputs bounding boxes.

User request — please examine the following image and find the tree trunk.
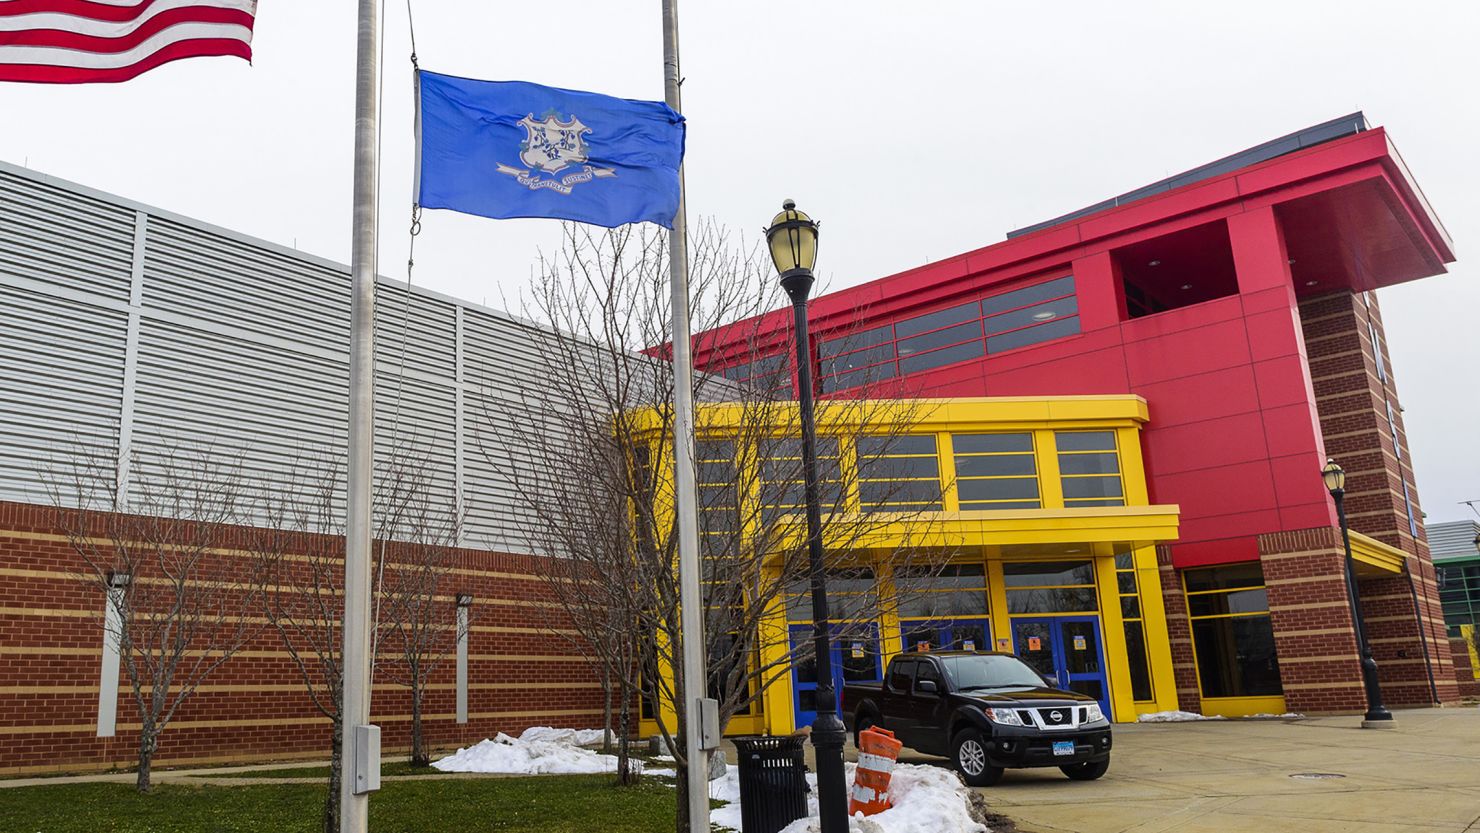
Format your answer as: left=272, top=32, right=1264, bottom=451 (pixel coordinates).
left=323, top=718, right=343, bottom=833
left=616, top=678, right=634, bottom=785
left=135, top=723, right=157, bottom=793
left=601, top=664, right=614, bottom=755
left=674, top=764, right=690, bottom=833
left=410, top=686, right=428, bottom=767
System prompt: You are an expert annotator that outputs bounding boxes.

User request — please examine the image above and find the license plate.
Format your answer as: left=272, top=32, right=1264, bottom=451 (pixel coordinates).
left=1052, top=741, right=1076, bottom=757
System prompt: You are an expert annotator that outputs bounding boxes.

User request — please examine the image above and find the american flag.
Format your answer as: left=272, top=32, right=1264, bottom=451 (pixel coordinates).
left=0, top=0, right=257, bottom=84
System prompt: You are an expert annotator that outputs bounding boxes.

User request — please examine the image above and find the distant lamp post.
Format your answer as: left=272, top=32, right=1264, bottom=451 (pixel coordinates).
left=1323, top=458, right=1395, bottom=727
left=765, top=200, right=847, bottom=833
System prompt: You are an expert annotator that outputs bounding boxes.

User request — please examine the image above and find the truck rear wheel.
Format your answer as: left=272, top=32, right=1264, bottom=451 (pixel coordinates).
left=951, top=728, right=1003, bottom=787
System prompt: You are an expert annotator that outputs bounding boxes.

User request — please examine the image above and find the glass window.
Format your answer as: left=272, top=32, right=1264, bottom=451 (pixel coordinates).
left=819, top=324, right=894, bottom=359
left=1182, top=562, right=1265, bottom=592
left=857, top=435, right=943, bottom=512
left=1386, top=400, right=1402, bottom=461
left=898, top=340, right=985, bottom=375
left=896, top=321, right=983, bottom=357
left=785, top=568, right=877, bottom=622
left=696, top=441, right=738, bottom=554
left=1190, top=617, right=1283, bottom=697
left=759, top=436, right=842, bottom=521
left=1006, top=587, right=1098, bottom=613
left=1057, top=432, right=1125, bottom=508
left=1368, top=319, right=1386, bottom=383
left=893, top=302, right=981, bottom=338
left=1002, top=560, right=1095, bottom=587
left=987, top=315, right=1080, bottom=353
left=1184, top=564, right=1283, bottom=699
left=888, top=659, right=916, bottom=692
left=1123, top=621, right=1153, bottom=701
left=819, top=362, right=896, bottom=394
left=954, top=433, right=1034, bottom=454
left=953, top=432, right=1041, bottom=511
left=981, top=275, right=1076, bottom=315
left=984, top=296, right=1079, bottom=336
left=897, top=564, right=990, bottom=619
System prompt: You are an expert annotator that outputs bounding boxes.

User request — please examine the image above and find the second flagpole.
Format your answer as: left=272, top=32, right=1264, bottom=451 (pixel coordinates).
left=659, top=1, right=711, bottom=831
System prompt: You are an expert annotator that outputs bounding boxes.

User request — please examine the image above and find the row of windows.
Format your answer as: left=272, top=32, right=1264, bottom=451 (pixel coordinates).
left=815, top=276, right=1081, bottom=393
left=689, top=431, right=1127, bottom=535
left=1439, top=562, right=1480, bottom=630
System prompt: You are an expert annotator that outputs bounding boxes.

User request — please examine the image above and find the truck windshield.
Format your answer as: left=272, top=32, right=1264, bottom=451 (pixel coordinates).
left=939, top=655, right=1046, bottom=690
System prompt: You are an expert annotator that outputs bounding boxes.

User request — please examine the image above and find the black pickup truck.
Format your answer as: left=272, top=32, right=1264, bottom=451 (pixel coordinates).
left=842, top=650, right=1112, bottom=786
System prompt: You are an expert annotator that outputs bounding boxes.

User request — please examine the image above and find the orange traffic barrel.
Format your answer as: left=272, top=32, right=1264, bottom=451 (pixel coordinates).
left=849, top=726, right=903, bottom=816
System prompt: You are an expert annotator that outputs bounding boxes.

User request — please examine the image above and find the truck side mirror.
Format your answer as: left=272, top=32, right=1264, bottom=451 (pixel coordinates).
left=916, top=680, right=938, bottom=694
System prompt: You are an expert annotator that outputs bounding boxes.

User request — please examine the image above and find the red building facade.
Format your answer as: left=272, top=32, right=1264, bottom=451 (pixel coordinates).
left=701, top=115, right=1461, bottom=715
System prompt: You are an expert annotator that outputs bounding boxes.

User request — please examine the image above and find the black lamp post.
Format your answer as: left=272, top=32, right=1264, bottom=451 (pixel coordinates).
left=1322, top=458, right=1395, bottom=726
left=765, top=200, right=847, bottom=832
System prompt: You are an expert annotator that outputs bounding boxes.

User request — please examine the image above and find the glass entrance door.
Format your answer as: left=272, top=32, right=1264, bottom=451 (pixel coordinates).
left=789, top=624, right=881, bottom=729
left=1010, top=616, right=1109, bottom=715
left=900, top=619, right=990, bottom=653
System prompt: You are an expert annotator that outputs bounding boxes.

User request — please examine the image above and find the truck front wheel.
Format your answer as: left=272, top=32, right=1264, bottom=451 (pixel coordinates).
left=1060, top=757, right=1110, bottom=781
left=853, top=715, right=873, bottom=748
left=951, top=728, right=1004, bottom=787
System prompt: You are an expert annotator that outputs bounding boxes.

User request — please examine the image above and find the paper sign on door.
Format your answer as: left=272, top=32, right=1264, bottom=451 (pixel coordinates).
left=1027, top=636, right=1042, bottom=651
left=916, top=642, right=930, bottom=652
left=997, top=638, right=1011, bottom=651
left=1073, top=635, right=1088, bottom=651
left=962, top=640, right=976, bottom=652
left=851, top=643, right=865, bottom=659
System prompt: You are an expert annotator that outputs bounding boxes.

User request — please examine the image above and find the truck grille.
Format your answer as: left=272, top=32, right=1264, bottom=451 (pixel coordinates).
left=1019, top=706, right=1088, bottom=729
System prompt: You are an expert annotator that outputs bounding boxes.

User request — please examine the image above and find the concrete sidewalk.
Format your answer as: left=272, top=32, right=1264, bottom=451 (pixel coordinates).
left=953, top=708, right=1480, bottom=833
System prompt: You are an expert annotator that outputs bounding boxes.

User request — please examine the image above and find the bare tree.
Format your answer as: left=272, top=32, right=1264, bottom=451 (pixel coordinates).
left=50, top=443, right=265, bottom=792
left=477, top=221, right=952, bottom=829
left=247, top=456, right=350, bottom=833
left=374, top=454, right=466, bottom=768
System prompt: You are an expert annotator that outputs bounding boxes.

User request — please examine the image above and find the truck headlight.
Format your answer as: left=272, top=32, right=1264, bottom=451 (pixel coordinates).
left=982, top=707, right=1025, bottom=727
left=1085, top=703, right=1105, bottom=723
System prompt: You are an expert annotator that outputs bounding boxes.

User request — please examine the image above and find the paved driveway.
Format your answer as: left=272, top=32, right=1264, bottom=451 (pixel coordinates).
left=932, top=708, right=1480, bottom=833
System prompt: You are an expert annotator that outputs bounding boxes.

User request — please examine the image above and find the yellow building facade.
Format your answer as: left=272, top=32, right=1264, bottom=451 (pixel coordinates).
left=639, top=396, right=1183, bottom=737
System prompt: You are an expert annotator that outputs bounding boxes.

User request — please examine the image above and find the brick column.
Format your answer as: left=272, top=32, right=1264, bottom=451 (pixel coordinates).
left=1449, top=637, right=1480, bottom=699
left=1156, top=545, right=1202, bottom=713
left=1258, top=527, right=1366, bottom=714
left=1299, top=290, right=1459, bottom=704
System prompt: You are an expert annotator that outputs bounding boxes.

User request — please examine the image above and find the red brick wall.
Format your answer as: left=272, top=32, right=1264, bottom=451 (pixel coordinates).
left=1257, top=527, right=1366, bottom=714
left=1450, top=638, right=1480, bottom=699
left=1297, top=290, right=1458, bottom=705
left=1155, top=544, right=1201, bottom=713
left=0, top=500, right=604, bottom=776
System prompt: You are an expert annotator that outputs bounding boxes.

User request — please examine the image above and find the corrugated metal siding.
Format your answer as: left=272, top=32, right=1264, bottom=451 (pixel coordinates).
left=0, top=169, right=134, bottom=301
left=1430, top=520, right=1480, bottom=560
left=0, top=283, right=127, bottom=503
left=0, top=160, right=612, bottom=554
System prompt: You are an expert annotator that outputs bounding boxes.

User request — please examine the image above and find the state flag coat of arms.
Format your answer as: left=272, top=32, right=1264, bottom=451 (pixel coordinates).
left=416, top=71, right=686, bottom=229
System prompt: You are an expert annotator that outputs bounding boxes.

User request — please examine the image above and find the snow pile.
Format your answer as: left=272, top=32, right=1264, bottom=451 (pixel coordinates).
left=1137, top=710, right=1227, bottom=723
left=517, top=726, right=612, bottom=747
left=1244, top=712, right=1305, bottom=720
left=710, top=763, right=986, bottom=833
left=434, top=732, right=630, bottom=775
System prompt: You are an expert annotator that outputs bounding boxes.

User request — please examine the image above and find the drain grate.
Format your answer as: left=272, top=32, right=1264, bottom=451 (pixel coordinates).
left=1289, top=772, right=1346, bottom=780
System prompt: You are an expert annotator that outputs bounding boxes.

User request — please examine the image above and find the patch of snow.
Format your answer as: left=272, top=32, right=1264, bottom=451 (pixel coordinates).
left=1243, top=712, right=1305, bottom=720
left=516, top=726, right=612, bottom=746
left=710, top=762, right=986, bottom=833
left=1137, top=710, right=1227, bottom=723
left=434, top=732, right=640, bottom=775
left=653, top=754, right=676, bottom=761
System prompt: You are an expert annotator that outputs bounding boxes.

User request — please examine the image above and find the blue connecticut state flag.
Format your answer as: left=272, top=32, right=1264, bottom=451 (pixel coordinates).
left=416, top=71, right=686, bottom=228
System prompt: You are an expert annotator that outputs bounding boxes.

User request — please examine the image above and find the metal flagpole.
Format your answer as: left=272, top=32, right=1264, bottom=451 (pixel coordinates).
left=660, top=1, right=709, bottom=831
left=342, top=0, right=381, bottom=830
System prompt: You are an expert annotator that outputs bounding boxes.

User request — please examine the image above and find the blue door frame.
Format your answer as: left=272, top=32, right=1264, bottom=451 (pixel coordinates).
left=789, top=624, right=881, bottom=729
left=899, top=619, right=991, bottom=654
left=1010, top=615, right=1111, bottom=715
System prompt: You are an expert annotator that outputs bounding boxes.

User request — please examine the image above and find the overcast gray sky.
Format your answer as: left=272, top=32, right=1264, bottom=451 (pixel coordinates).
left=2, top=1, right=1475, bottom=522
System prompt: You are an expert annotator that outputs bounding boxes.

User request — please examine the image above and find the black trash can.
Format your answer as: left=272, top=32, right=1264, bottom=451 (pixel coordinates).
left=733, top=735, right=809, bottom=833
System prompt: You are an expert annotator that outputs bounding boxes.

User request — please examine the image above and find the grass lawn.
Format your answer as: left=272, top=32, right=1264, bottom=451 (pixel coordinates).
left=0, top=774, right=686, bottom=833
left=201, top=760, right=441, bottom=779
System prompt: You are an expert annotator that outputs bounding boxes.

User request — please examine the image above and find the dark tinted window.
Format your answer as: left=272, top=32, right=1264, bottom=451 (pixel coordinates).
left=953, top=433, right=1034, bottom=454
left=893, top=302, right=981, bottom=337
left=888, top=659, right=916, bottom=692
left=1002, top=560, right=1095, bottom=587
left=987, top=315, right=1080, bottom=353
left=898, top=340, right=985, bottom=375
left=981, top=275, right=1076, bottom=315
